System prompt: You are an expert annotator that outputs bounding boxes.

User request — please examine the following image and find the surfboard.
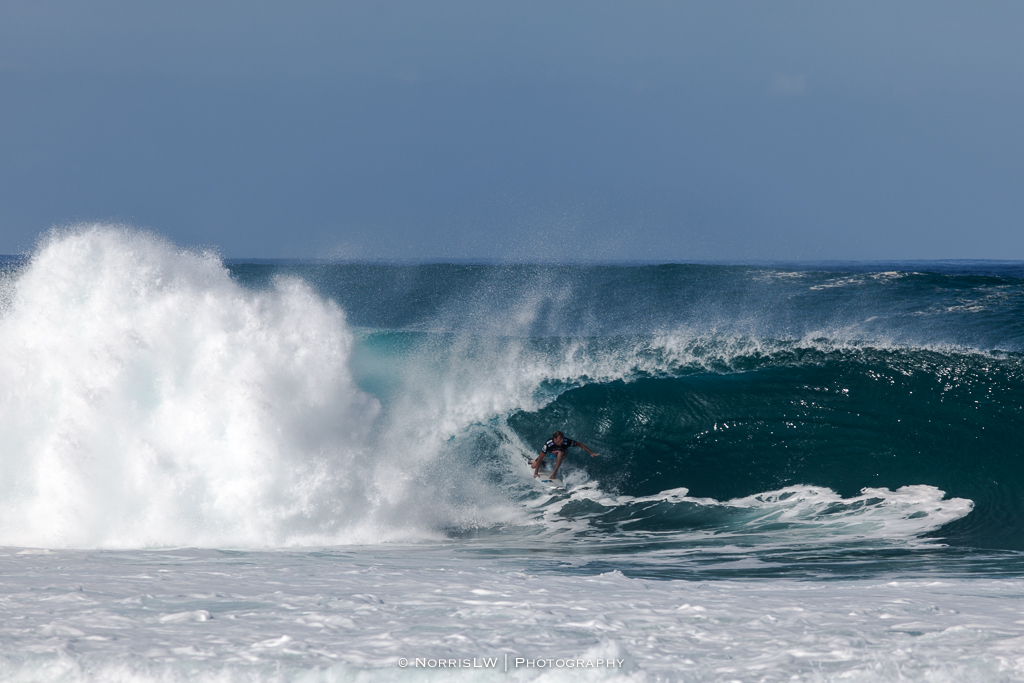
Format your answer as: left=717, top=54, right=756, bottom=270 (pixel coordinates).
left=533, top=466, right=565, bottom=489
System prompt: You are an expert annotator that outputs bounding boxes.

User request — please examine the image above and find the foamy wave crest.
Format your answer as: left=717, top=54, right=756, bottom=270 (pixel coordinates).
left=535, top=483, right=973, bottom=547
left=0, top=226, right=403, bottom=547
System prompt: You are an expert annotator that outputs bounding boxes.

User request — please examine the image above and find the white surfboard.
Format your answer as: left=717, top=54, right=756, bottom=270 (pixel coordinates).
left=534, top=467, right=565, bottom=489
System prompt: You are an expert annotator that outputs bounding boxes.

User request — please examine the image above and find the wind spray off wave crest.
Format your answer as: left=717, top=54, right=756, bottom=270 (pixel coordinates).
left=0, top=226, right=400, bottom=548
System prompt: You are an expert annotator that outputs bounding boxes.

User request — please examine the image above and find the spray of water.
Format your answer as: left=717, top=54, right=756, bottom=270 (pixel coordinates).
left=0, top=227, right=406, bottom=547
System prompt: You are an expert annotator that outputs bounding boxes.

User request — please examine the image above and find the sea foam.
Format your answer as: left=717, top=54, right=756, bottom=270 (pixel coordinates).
left=0, top=227, right=391, bottom=547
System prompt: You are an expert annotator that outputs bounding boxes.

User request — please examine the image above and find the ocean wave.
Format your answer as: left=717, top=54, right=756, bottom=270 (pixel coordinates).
left=5, top=226, right=1020, bottom=550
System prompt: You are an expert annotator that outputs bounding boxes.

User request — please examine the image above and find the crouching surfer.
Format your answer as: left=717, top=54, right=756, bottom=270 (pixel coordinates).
left=530, top=431, right=599, bottom=480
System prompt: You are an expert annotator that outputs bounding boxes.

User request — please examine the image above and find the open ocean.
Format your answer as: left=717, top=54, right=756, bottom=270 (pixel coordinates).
left=2, top=226, right=1024, bottom=682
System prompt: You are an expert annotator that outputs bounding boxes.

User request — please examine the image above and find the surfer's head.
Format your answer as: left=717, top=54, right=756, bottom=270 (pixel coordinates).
left=552, top=431, right=565, bottom=444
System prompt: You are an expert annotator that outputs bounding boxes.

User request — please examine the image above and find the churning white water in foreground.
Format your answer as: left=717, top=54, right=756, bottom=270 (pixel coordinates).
left=4, top=547, right=1024, bottom=683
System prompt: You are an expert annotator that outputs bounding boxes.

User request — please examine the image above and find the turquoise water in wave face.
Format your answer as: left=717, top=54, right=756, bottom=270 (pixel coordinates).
left=4, top=228, right=1024, bottom=681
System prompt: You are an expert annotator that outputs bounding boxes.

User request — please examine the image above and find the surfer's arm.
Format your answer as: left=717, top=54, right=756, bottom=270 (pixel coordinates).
left=576, top=442, right=600, bottom=457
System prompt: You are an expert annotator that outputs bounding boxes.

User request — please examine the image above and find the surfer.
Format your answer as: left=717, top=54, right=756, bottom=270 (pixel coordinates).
left=531, top=431, right=599, bottom=479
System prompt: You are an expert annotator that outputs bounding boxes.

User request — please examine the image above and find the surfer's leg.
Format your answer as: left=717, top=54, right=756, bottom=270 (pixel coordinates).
left=550, top=452, right=566, bottom=479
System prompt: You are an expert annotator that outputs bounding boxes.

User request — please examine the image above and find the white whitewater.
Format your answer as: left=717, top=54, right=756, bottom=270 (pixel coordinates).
left=0, top=227, right=435, bottom=547
left=3, top=547, right=1024, bottom=683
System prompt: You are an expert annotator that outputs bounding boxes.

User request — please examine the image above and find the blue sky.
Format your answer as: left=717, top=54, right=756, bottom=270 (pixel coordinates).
left=2, top=1, right=1022, bottom=260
